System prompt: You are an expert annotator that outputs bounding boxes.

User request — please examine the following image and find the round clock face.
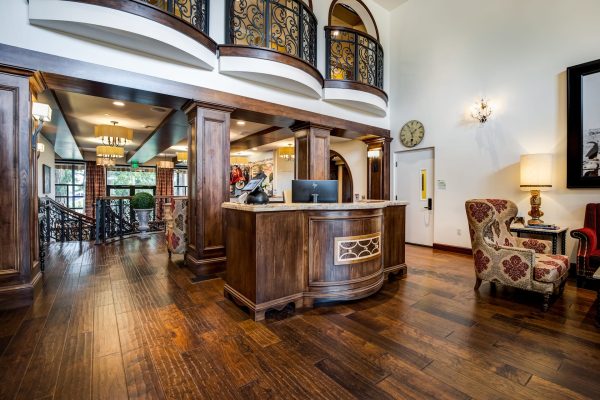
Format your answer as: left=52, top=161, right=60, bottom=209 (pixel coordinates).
left=400, top=120, right=425, bottom=148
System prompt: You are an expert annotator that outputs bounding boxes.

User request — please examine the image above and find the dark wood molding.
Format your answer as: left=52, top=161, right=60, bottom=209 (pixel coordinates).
left=230, top=126, right=292, bottom=152
left=218, top=45, right=324, bottom=86
left=295, top=125, right=331, bottom=180
left=433, top=243, right=473, bottom=256
left=365, top=137, right=392, bottom=200
left=0, top=43, right=390, bottom=139
left=65, top=0, right=218, bottom=53
left=0, top=64, right=36, bottom=77
left=324, top=79, right=388, bottom=104
left=185, top=104, right=231, bottom=276
left=327, top=0, right=380, bottom=41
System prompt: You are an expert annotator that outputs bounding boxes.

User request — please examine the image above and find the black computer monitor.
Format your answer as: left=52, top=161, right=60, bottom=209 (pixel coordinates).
left=291, top=180, right=338, bottom=203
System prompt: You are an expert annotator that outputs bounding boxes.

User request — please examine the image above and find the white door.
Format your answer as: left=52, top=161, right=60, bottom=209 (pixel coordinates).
left=394, top=148, right=434, bottom=246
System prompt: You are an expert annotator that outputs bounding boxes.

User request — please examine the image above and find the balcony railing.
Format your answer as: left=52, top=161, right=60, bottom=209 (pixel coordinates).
left=325, top=26, right=384, bottom=90
left=226, top=0, right=318, bottom=67
left=138, top=0, right=209, bottom=34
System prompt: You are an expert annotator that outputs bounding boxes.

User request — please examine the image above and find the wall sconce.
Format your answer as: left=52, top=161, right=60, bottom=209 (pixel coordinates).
left=367, top=148, right=381, bottom=159
left=471, top=98, right=492, bottom=124
left=36, top=143, right=45, bottom=153
left=31, top=102, right=52, bottom=152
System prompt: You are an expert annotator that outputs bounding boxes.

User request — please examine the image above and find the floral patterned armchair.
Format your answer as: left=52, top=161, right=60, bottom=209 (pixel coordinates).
left=165, top=198, right=188, bottom=256
left=465, top=199, right=569, bottom=311
left=570, top=203, right=600, bottom=286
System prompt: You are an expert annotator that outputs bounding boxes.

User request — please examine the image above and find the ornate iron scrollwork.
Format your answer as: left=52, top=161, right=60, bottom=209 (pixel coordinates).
left=227, top=0, right=317, bottom=67
left=327, top=27, right=384, bottom=90
left=140, top=0, right=209, bottom=34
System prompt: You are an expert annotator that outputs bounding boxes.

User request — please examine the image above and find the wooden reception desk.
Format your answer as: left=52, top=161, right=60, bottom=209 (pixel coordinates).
left=222, top=201, right=407, bottom=321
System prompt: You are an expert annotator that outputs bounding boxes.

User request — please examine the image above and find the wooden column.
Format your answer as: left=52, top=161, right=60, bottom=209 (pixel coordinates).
left=293, top=123, right=331, bottom=180
left=365, top=137, right=392, bottom=200
left=0, top=66, right=42, bottom=309
left=184, top=101, right=233, bottom=276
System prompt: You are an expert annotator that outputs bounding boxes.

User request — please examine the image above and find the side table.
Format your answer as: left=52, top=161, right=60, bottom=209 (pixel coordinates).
left=510, top=225, right=568, bottom=255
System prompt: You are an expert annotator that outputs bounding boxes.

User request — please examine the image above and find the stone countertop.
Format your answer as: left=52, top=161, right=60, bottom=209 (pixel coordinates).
left=222, top=200, right=408, bottom=212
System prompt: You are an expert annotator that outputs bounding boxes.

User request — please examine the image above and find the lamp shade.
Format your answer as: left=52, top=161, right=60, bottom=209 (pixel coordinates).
left=177, top=152, right=188, bottom=162
left=32, top=102, right=52, bottom=122
left=95, top=124, right=133, bottom=141
left=96, top=145, right=124, bottom=158
left=96, top=157, right=116, bottom=166
left=520, top=154, right=553, bottom=190
left=157, top=160, right=174, bottom=169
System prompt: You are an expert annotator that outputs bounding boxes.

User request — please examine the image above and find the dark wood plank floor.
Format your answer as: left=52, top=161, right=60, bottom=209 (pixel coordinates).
left=1, top=235, right=599, bottom=399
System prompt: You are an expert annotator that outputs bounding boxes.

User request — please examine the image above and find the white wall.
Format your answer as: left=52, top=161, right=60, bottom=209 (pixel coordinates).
left=390, top=0, right=600, bottom=259
left=37, top=135, right=56, bottom=199
left=331, top=139, right=368, bottom=200
left=2, top=0, right=390, bottom=128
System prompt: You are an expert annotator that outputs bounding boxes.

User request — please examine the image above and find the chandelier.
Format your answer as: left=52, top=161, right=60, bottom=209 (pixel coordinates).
left=95, top=121, right=133, bottom=147
left=278, top=145, right=295, bottom=161
left=96, top=145, right=124, bottom=159
left=158, top=154, right=174, bottom=169
left=177, top=151, right=188, bottom=163
left=96, top=157, right=116, bottom=167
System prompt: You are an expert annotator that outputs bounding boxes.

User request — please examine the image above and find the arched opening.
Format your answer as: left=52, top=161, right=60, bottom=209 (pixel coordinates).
left=325, top=0, right=384, bottom=95
left=328, top=0, right=379, bottom=40
left=330, top=150, right=354, bottom=203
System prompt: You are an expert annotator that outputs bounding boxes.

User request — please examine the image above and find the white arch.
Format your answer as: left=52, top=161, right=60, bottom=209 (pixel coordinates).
left=331, top=0, right=378, bottom=39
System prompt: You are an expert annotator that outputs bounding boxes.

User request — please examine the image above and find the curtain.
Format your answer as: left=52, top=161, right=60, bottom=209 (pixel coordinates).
left=156, top=167, right=174, bottom=219
left=85, top=161, right=106, bottom=218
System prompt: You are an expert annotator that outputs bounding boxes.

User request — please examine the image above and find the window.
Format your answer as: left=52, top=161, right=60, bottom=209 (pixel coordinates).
left=173, top=169, right=188, bottom=196
left=106, top=166, right=156, bottom=196
left=55, top=163, right=85, bottom=212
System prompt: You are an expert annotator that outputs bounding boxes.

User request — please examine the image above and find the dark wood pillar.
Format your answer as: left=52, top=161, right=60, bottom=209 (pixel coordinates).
left=293, top=123, right=331, bottom=180
left=184, top=101, right=233, bottom=276
left=0, top=66, right=42, bottom=309
left=365, top=137, right=392, bottom=200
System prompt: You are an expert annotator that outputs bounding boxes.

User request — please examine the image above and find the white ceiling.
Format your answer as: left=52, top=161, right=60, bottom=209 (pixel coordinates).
left=372, top=0, right=409, bottom=11
left=54, top=91, right=172, bottom=155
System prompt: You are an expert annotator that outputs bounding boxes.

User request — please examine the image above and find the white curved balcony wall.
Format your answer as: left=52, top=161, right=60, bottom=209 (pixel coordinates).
left=323, top=87, right=387, bottom=116
left=219, top=55, right=322, bottom=98
left=28, top=0, right=216, bottom=70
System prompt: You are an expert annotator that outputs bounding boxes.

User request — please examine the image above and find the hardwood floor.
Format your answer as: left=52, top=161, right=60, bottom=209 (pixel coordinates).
left=0, top=235, right=599, bottom=399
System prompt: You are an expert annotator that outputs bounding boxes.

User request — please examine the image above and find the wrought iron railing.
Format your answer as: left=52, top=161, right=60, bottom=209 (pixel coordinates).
left=94, top=196, right=185, bottom=243
left=39, top=197, right=96, bottom=243
left=325, top=26, right=384, bottom=90
left=226, top=0, right=317, bottom=67
left=138, top=0, right=209, bottom=34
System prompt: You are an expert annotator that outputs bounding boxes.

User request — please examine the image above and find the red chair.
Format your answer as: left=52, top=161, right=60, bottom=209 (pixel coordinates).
left=571, top=203, right=600, bottom=286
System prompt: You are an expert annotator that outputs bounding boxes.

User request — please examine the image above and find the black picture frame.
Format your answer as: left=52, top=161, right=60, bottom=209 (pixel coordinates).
left=43, top=164, right=51, bottom=194
left=567, top=58, right=600, bottom=188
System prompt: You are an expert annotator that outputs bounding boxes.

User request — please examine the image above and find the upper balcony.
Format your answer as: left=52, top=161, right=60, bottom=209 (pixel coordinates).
left=219, top=0, right=323, bottom=98
left=323, top=26, right=386, bottom=116
left=28, top=0, right=217, bottom=69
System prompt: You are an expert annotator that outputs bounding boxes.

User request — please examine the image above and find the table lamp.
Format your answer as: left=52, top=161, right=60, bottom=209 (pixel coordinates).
left=520, top=154, right=552, bottom=225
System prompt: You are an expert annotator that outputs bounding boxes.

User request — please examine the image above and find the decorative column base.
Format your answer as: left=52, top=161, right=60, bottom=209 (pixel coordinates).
left=185, top=253, right=226, bottom=276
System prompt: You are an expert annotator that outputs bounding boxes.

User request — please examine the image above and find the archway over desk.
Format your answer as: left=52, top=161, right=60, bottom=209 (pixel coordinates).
left=330, top=150, right=353, bottom=203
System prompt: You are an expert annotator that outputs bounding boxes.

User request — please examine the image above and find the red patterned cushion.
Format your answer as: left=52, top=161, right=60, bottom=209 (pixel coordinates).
left=534, top=254, right=569, bottom=283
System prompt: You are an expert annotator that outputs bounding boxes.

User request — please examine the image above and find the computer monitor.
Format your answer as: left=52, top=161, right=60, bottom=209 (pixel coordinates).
left=291, top=180, right=338, bottom=203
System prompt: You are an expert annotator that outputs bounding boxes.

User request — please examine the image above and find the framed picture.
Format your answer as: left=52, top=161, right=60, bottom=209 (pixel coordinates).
left=43, top=164, right=51, bottom=194
left=567, top=58, right=600, bottom=187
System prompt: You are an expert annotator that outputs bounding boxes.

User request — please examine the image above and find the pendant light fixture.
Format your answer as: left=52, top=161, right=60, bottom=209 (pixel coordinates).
left=96, top=145, right=125, bottom=159
left=177, top=151, right=188, bottom=163
left=95, top=121, right=133, bottom=147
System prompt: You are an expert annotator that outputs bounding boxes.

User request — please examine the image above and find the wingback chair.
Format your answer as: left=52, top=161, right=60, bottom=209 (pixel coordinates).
left=465, top=199, right=569, bottom=310
left=570, top=203, right=600, bottom=286
left=165, top=198, right=188, bottom=256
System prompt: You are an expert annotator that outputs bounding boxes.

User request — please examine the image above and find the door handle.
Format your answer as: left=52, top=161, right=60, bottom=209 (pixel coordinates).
left=424, top=198, right=432, bottom=210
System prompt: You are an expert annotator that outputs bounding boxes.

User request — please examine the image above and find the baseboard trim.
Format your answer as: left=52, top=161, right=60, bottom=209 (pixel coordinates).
left=433, top=243, right=473, bottom=255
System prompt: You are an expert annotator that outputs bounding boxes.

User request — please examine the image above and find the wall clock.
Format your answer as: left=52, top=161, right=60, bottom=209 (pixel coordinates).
left=400, top=120, right=425, bottom=148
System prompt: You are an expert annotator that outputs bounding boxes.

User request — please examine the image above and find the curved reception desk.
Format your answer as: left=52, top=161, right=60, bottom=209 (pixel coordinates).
left=223, top=201, right=407, bottom=321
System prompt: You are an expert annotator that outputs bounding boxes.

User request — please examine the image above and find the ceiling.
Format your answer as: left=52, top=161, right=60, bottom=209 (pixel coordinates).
left=53, top=90, right=172, bottom=157
left=372, top=0, right=409, bottom=11
left=230, top=120, right=271, bottom=141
